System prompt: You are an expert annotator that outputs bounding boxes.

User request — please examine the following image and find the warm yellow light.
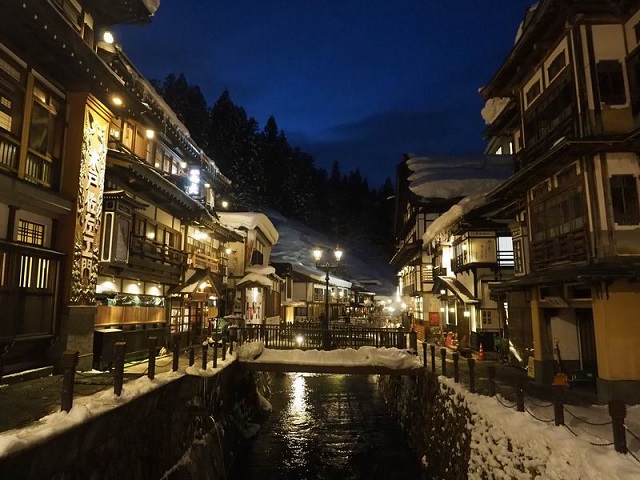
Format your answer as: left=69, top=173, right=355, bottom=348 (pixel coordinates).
left=146, top=231, right=155, bottom=240
left=225, top=247, right=232, bottom=255
left=334, top=246, right=343, bottom=261
left=204, top=182, right=210, bottom=188
left=440, top=289, right=446, bottom=295
left=199, top=282, right=208, bottom=289
left=463, top=311, right=471, bottom=318
left=145, top=129, right=155, bottom=139
left=103, top=31, right=114, bottom=44
left=313, top=247, right=322, bottom=262
left=111, top=96, right=123, bottom=107
left=221, top=200, right=229, bottom=208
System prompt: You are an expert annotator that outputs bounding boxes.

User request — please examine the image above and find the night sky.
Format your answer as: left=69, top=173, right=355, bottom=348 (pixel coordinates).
left=115, top=0, right=534, bottom=187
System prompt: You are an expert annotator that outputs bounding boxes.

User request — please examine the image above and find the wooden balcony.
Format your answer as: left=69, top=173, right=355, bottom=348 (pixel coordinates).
left=0, top=132, right=19, bottom=174
left=531, top=229, right=588, bottom=270
left=25, top=149, right=59, bottom=189
left=127, top=235, right=185, bottom=283
left=186, top=248, right=223, bottom=275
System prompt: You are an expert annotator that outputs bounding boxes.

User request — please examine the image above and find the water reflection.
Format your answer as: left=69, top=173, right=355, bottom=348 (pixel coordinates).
left=229, top=373, right=421, bottom=480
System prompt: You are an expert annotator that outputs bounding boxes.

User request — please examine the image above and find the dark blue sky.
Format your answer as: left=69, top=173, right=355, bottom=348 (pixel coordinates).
left=116, top=0, right=533, bottom=187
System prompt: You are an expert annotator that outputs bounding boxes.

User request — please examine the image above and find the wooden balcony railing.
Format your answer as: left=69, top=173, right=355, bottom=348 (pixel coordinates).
left=187, top=249, right=223, bottom=274
left=0, top=132, right=19, bottom=174
left=531, top=229, right=587, bottom=270
left=24, top=149, right=59, bottom=188
left=128, top=235, right=185, bottom=280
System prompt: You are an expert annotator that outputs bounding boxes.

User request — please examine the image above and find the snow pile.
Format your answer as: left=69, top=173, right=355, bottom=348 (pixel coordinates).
left=237, top=341, right=265, bottom=361
left=481, top=97, right=510, bottom=125
left=440, top=377, right=640, bottom=479
left=239, top=342, right=422, bottom=370
left=422, top=194, right=487, bottom=247
left=185, top=351, right=237, bottom=377
left=405, top=154, right=512, bottom=200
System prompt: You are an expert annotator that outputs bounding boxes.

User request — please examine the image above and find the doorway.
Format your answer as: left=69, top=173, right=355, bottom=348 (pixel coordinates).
left=576, top=308, right=598, bottom=374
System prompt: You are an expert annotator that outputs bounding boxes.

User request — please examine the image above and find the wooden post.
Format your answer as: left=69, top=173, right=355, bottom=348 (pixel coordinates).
left=552, top=384, right=566, bottom=426
left=172, top=335, right=180, bottom=372
left=609, top=400, right=628, bottom=454
left=213, top=337, right=218, bottom=369
left=202, top=344, right=208, bottom=370
left=189, top=346, right=195, bottom=366
left=516, top=378, right=525, bottom=412
left=222, top=338, right=227, bottom=361
left=148, top=337, right=157, bottom=380
left=422, top=341, right=427, bottom=368
left=452, top=351, right=460, bottom=383
left=409, top=329, right=417, bottom=354
left=468, top=358, right=476, bottom=393
left=397, top=326, right=405, bottom=349
left=440, top=347, right=447, bottom=376
left=487, top=365, right=496, bottom=397
left=61, top=351, right=79, bottom=412
left=430, top=344, right=436, bottom=373
left=264, top=328, right=269, bottom=348
left=113, top=342, right=126, bottom=397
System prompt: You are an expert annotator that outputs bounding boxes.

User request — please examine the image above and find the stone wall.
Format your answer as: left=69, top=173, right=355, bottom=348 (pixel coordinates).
left=380, top=370, right=555, bottom=479
left=379, top=370, right=472, bottom=479
left=1, top=364, right=267, bottom=479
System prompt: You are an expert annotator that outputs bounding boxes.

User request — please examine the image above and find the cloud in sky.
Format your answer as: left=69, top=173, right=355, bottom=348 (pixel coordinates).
left=289, top=104, right=487, bottom=186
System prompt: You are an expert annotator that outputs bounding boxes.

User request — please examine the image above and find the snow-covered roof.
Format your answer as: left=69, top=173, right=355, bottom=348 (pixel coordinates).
left=405, top=154, right=512, bottom=200
left=142, top=0, right=160, bottom=15
left=481, top=97, right=510, bottom=125
left=422, top=194, right=488, bottom=247
left=246, top=265, right=276, bottom=276
left=236, top=273, right=273, bottom=288
left=219, top=212, right=279, bottom=246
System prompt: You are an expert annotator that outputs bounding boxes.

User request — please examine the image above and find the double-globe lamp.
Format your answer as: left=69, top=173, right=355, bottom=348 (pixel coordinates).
left=313, top=246, right=343, bottom=349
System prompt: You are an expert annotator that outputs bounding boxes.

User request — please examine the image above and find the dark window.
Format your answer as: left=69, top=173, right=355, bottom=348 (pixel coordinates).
left=610, top=174, right=640, bottom=225
left=548, top=52, right=566, bottom=82
left=635, top=22, right=640, bottom=45
left=526, top=80, right=541, bottom=106
left=597, top=60, right=626, bottom=105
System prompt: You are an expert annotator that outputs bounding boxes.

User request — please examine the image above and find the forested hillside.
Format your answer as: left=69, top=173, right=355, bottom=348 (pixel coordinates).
left=153, top=73, right=396, bottom=260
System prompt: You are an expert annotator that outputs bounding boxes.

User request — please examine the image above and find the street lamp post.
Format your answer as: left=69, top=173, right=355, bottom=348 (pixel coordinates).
left=313, top=245, right=343, bottom=350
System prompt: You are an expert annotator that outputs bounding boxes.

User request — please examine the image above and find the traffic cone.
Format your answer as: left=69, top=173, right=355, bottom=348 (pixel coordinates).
left=478, top=343, right=485, bottom=361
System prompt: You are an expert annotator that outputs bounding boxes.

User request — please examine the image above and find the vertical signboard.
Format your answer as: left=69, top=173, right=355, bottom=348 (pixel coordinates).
left=70, top=108, right=108, bottom=304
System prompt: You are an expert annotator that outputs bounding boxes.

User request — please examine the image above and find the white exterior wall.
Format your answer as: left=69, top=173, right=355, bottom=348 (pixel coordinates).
left=550, top=310, right=580, bottom=362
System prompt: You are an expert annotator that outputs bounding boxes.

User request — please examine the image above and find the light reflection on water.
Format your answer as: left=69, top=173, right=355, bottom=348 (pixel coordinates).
left=229, top=373, right=421, bottom=480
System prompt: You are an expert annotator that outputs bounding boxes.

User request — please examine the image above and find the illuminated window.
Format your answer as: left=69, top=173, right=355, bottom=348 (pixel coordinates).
left=17, top=219, right=45, bottom=246
left=0, top=51, right=25, bottom=137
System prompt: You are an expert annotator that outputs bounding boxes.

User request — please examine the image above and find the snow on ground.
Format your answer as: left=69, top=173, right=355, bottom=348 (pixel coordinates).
left=440, top=377, right=640, bottom=479
left=2, top=342, right=638, bottom=480
left=0, top=369, right=185, bottom=459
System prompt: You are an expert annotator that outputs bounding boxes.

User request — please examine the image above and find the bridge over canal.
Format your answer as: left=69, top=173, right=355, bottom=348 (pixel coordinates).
left=231, top=324, right=422, bottom=376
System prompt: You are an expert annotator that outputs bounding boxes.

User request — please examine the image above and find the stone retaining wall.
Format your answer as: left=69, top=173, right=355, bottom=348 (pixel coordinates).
left=1, top=363, right=266, bottom=479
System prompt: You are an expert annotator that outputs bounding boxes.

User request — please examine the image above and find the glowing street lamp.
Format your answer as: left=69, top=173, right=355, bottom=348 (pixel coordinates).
left=313, top=245, right=344, bottom=350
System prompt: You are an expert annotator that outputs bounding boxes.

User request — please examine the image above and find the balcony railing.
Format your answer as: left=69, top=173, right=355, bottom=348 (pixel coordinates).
left=0, top=132, right=19, bottom=173
left=531, top=229, right=587, bottom=270
left=129, top=235, right=185, bottom=279
left=187, top=248, right=223, bottom=274
left=25, top=149, right=59, bottom=188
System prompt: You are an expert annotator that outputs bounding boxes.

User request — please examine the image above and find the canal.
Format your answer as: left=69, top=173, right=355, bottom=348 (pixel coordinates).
left=228, top=372, right=422, bottom=480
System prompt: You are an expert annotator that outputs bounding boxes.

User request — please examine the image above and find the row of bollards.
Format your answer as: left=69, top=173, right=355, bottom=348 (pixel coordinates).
left=421, top=341, right=629, bottom=454
left=61, top=335, right=235, bottom=414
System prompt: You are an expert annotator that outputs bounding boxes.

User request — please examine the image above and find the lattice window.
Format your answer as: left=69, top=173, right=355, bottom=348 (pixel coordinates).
left=17, top=219, right=45, bottom=246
